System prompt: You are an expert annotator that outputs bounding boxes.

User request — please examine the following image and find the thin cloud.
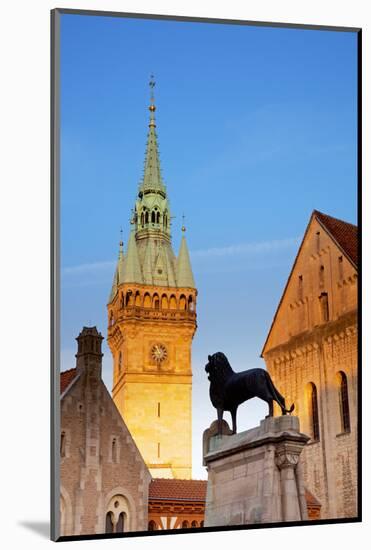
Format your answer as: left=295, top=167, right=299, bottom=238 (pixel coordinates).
left=191, top=237, right=300, bottom=259
left=62, top=260, right=115, bottom=275
left=61, top=237, right=299, bottom=277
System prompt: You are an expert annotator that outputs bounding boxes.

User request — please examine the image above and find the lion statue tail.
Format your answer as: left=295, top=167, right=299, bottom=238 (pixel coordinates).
left=266, top=372, right=295, bottom=414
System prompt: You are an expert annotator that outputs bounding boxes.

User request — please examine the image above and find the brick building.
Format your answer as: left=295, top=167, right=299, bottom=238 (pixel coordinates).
left=262, top=210, right=358, bottom=519
left=60, top=326, right=209, bottom=537
left=59, top=326, right=151, bottom=536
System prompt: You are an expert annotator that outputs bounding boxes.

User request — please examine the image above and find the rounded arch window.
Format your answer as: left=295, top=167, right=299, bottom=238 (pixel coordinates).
left=191, top=520, right=198, bottom=528
left=169, top=295, right=177, bottom=310
left=143, top=293, right=151, bottom=308
left=336, top=371, right=350, bottom=433
left=153, top=294, right=160, bottom=310
left=182, top=520, right=189, bottom=529
left=135, top=291, right=141, bottom=307
left=306, top=382, right=320, bottom=441
left=179, top=295, right=187, bottom=310
left=125, top=291, right=133, bottom=307
left=161, top=294, right=169, bottom=309
left=148, top=520, right=157, bottom=531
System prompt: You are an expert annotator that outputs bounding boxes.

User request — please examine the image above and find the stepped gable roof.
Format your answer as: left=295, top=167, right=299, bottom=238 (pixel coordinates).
left=149, top=478, right=207, bottom=501
left=314, top=210, right=357, bottom=267
left=60, top=368, right=77, bottom=394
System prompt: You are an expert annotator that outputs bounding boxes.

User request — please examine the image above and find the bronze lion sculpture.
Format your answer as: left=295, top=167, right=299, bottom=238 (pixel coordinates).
left=205, top=352, right=294, bottom=435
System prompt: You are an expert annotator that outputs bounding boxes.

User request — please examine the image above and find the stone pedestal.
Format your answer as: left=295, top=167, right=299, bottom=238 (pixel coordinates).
left=203, top=416, right=309, bottom=526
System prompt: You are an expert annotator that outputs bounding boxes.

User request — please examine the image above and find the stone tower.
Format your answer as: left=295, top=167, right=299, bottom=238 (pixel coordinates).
left=107, top=78, right=197, bottom=480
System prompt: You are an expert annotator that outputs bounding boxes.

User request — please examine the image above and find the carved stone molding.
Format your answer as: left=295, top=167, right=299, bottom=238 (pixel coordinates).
left=275, top=443, right=302, bottom=470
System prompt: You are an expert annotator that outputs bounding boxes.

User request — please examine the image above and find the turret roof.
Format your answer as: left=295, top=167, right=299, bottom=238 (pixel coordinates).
left=122, top=228, right=143, bottom=284
left=176, top=232, right=195, bottom=288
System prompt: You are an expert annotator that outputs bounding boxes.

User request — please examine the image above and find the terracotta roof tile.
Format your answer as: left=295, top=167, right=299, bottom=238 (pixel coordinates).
left=305, top=488, right=321, bottom=507
left=149, top=478, right=207, bottom=501
left=60, top=368, right=77, bottom=394
left=314, top=210, right=358, bottom=267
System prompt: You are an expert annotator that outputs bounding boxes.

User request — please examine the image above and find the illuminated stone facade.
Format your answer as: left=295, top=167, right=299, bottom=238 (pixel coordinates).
left=107, top=82, right=197, bottom=479
left=262, top=210, right=358, bottom=519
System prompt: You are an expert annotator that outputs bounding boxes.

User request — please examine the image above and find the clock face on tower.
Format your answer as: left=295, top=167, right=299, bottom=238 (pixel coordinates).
left=151, top=343, right=168, bottom=363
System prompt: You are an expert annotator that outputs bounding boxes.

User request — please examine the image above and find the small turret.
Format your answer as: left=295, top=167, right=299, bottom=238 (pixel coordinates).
left=108, top=233, right=125, bottom=302
left=75, top=326, right=104, bottom=378
left=122, top=222, right=143, bottom=284
left=176, top=224, right=195, bottom=288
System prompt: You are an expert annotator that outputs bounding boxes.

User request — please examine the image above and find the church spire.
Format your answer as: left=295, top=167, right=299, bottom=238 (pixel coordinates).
left=138, top=75, right=166, bottom=197
left=135, top=76, right=171, bottom=242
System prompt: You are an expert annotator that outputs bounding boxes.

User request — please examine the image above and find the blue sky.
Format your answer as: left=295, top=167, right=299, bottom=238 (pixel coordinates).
left=60, top=14, right=357, bottom=479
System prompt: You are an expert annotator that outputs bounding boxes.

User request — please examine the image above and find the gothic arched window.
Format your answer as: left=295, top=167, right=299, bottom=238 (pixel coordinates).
left=307, top=382, right=320, bottom=441
left=145, top=211, right=149, bottom=224
left=118, top=352, right=122, bottom=374
left=151, top=211, right=156, bottom=223
left=156, top=211, right=160, bottom=223
left=337, top=371, right=350, bottom=433
left=141, top=212, right=144, bottom=227
left=116, top=512, right=126, bottom=533
left=105, top=512, right=114, bottom=533
left=106, top=495, right=130, bottom=533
